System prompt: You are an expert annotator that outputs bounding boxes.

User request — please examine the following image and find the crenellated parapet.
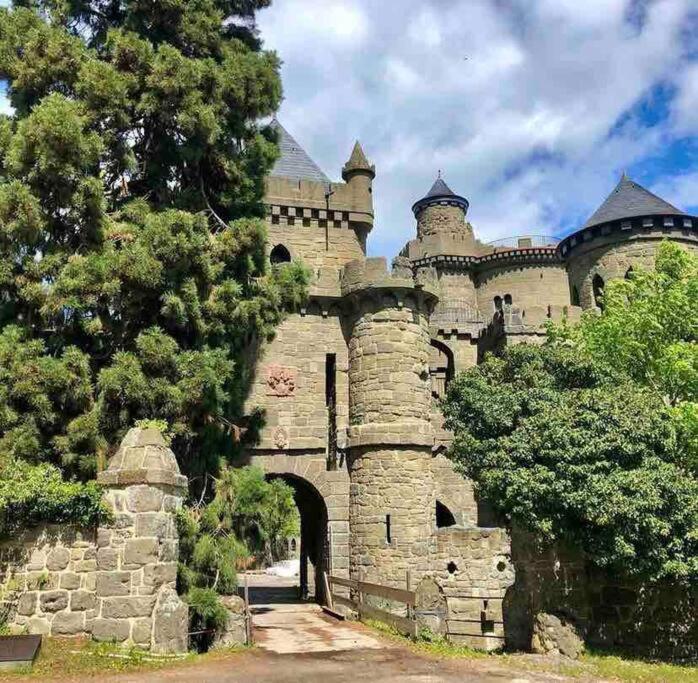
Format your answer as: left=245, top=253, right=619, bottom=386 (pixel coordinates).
left=340, top=256, right=438, bottom=303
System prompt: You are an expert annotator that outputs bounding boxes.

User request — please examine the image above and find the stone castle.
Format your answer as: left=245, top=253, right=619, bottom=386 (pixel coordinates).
left=236, top=120, right=698, bottom=649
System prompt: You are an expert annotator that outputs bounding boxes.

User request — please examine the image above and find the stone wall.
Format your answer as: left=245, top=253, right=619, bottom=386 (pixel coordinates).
left=266, top=224, right=365, bottom=271
left=431, top=526, right=514, bottom=650
left=348, top=445, right=436, bottom=586
left=243, top=309, right=349, bottom=452
left=505, top=530, right=697, bottom=660
left=565, top=232, right=698, bottom=309
left=417, top=205, right=470, bottom=239
left=431, top=453, right=478, bottom=526
left=475, top=262, right=571, bottom=316
left=0, top=525, right=98, bottom=638
left=0, top=428, right=188, bottom=653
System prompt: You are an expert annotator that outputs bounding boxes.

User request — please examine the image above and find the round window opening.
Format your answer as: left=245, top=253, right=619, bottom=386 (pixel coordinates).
left=447, top=561, right=458, bottom=575
left=497, top=561, right=506, bottom=572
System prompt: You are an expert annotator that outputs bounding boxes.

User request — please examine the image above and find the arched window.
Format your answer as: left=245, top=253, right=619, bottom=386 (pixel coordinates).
left=571, top=285, right=580, bottom=306
left=436, top=501, right=456, bottom=528
left=592, top=274, right=605, bottom=310
left=429, top=339, right=455, bottom=400
left=503, top=294, right=512, bottom=306
left=493, top=296, right=503, bottom=312
left=270, top=244, right=291, bottom=265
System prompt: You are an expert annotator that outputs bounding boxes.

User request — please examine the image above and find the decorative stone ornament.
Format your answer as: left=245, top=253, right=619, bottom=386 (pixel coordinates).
left=273, top=427, right=289, bottom=450
left=266, top=364, right=296, bottom=397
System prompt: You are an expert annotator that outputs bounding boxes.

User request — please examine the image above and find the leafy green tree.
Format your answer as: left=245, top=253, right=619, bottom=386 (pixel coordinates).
left=0, top=1, right=308, bottom=482
left=177, top=465, right=299, bottom=593
left=444, top=243, right=698, bottom=582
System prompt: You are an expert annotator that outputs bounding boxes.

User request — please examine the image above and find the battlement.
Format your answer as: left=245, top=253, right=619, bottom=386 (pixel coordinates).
left=340, top=256, right=439, bottom=303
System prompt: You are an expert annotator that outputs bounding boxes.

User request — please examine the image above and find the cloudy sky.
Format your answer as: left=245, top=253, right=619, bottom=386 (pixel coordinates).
left=258, top=0, right=698, bottom=258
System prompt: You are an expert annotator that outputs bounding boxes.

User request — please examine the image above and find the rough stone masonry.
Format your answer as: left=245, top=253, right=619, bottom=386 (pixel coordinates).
left=0, top=427, right=189, bottom=653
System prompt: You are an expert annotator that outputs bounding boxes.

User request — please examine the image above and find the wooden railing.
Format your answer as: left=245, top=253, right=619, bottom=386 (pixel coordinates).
left=325, top=573, right=418, bottom=638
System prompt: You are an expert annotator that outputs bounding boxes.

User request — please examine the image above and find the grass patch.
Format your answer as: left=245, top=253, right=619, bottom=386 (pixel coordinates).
left=363, top=619, right=487, bottom=659
left=364, top=619, right=698, bottom=682
left=562, top=651, right=698, bottom=683
left=0, top=637, right=247, bottom=681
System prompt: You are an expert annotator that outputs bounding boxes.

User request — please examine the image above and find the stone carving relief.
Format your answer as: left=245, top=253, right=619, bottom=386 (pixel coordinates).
left=273, top=427, right=289, bottom=450
left=266, top=365, right=296, bottom=397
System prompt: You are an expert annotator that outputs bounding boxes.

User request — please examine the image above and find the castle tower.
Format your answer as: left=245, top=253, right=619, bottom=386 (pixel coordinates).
left=412, top=174, right=473, bottom=241
left=342, top=141, right=375, bottom=249
left=342, top=258, right=439, bottom=587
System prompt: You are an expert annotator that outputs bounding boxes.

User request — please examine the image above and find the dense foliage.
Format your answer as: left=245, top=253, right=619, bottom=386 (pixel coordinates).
left=0, top=460, right=106, bottom=536
left=444, top=242, right=698, bottom=582
left=177, top=465, right=298, bottom=639
left=0, top=0, right=308, bottom=489
left=177, top=465, right=298, bottom=593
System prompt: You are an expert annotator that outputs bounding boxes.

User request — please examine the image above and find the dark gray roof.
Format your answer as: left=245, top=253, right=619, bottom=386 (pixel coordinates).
left=583, top=174, right=684, bottom=229
left=412, top=173, right=469, bottom=216
left=270, top=119, right=329, bottom=183
left=425, top=177, right=455, bottom=198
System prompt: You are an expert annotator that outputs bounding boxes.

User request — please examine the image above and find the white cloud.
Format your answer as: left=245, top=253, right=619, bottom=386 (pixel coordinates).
left=653, top=172, right=698, bottom=209
left=259, top=0, right=697, bottom=255
left=672, top=62, right=698, bottom=134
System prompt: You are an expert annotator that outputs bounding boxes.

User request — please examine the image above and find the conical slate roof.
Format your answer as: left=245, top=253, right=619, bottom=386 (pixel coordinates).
left=270, top=118, right=329, bottom=183
left=583, top=174, right=684, bottom=229
left=412, top=173, right=469, bottom=216
left=424, top=176, right=456, bottom=199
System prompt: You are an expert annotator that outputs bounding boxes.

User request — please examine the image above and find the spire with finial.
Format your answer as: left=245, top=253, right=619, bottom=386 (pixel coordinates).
left=342, top=140, right=375, bottom=181
left=412, top=172, right=468, bottom=217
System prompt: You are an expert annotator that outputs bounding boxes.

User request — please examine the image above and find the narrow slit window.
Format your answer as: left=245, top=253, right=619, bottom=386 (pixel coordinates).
left=326, top=354, right=337, bottom=470
left=385, top=514, right=392, bottom=544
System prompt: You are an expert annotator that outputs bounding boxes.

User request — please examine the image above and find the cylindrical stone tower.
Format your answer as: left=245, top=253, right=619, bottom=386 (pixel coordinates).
left=341, top=258, right=439, bottom=587
left=412, top=174, right=471, bottom=241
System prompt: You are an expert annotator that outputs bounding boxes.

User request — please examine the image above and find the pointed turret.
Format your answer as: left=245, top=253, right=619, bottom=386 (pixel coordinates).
left=340, top=140, right=375, bottom=222
left=342, top=140, right=375, bottom=181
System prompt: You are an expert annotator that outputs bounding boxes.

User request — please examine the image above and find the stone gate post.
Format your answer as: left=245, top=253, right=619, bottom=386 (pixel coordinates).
left=96, top=427, right=189, bottom=653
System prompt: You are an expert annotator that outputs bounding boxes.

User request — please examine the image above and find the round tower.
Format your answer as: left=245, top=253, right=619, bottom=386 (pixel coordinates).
left=341, top=258, right=439, bottom=587
left=412, top=174, right=472, bottom=240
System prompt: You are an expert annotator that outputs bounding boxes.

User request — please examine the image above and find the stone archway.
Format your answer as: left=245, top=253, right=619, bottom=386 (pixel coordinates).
left=237, top=452, right=351, bottom=603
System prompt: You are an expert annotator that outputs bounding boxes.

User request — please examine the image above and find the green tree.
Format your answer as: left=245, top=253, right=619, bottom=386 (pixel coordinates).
left=176, top=465, right=299, bottom=593
left=0, top=1, right=308, bottom=483
left=444, top=243, right=698, bottom=582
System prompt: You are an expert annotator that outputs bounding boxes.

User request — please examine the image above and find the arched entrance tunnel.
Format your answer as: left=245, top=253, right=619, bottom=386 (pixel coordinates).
left=268, top=473, right=329, bottom=605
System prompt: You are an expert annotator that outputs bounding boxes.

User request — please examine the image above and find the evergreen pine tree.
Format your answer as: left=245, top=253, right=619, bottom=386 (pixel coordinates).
left=0, top=0, right=308, bottom=482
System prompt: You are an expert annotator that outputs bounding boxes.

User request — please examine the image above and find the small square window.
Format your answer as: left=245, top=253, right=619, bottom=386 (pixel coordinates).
left=621, top=220, right=631, bottom=230
left=642, top=218, right=653, bottom=228
left=664, top=217, right=674, bottom=227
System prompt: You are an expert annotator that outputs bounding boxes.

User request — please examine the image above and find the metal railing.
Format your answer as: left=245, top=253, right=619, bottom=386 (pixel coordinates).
left=487, top=235, right=560, bottom=249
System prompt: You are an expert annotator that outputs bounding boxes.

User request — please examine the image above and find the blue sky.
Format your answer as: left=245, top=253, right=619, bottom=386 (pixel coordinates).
left=258, top=0, right=698, bottom=258
left=0, top=1, right=695, bottom=259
